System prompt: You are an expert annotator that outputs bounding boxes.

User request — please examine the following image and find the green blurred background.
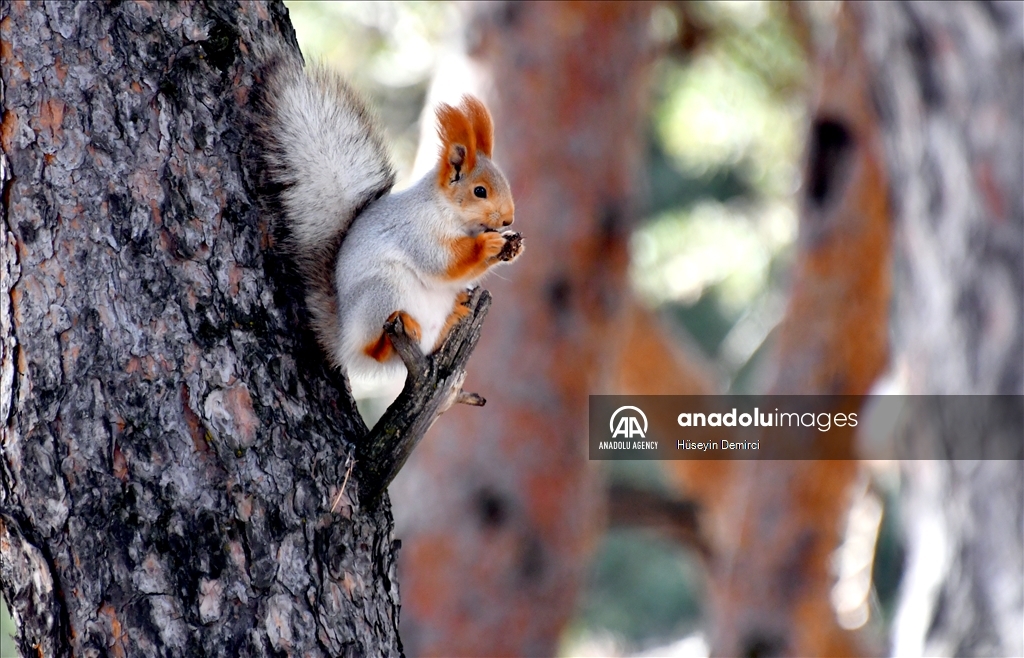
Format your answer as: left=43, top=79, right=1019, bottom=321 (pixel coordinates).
left=1, top=597, right=13, bottom=658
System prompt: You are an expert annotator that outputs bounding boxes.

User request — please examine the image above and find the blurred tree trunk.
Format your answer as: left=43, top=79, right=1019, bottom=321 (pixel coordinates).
left=855, top=2, right=1024, bottom=656
left=613, top=299, right=720, bottom=397
left=389, top=3, right=656, bottom=656
left=672, top=2, right=1024, bottom=657
left=665, top=4, right=892, bottom=655
left=0, top=2, right=402, bottom=656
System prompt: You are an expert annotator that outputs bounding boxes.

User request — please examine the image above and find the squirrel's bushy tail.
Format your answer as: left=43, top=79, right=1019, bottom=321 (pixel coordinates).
left=250, top=48, right=396, bottom=368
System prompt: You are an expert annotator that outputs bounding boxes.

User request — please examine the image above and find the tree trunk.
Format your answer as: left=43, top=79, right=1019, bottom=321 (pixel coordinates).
left=855, top=2, right=1024, bottom=656
left=1, top=2, right=405, bottom=655
left=688, top=4, right=893, bottom=656
left=389, top=3, right=657, bottom=655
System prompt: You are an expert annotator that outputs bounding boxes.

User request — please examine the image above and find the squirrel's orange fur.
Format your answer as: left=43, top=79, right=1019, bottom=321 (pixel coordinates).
left=463, top=96, right=494, bottom=158
left=443, top=233, right=507, bottom=281
left=436, top=101, right=478, bottom=188
left=433, top=291, right=473, bottom=351
left=363, top=311, right=422, bottom=363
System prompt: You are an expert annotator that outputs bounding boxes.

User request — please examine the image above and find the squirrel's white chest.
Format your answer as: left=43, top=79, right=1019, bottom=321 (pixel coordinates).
left=400, top=279, right=459, bottom=352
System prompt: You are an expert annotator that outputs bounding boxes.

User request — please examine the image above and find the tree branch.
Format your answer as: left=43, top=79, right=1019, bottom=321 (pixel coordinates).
left=355, top=287, right=492, bottom=504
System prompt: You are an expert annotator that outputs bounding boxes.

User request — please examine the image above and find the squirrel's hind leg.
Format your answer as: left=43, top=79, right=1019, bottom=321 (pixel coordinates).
left=363, top=310, right=423, bottom=362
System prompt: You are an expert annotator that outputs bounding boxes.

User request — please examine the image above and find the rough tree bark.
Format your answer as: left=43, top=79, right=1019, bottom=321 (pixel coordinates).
left=0, top=2, right=487, bottom=656
left=855, top=2, right=1024, bottom=656
left=389, top=3, right=657, bottom=656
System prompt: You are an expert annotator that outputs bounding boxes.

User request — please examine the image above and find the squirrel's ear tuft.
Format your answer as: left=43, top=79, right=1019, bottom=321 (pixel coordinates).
left=461, top=95, right=494, bottom=158
left=436, top=102, right=476, bottom=185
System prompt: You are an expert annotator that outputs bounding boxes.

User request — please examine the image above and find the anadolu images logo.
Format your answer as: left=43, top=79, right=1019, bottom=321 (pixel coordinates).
left=610, top=406, right=648, bottom=439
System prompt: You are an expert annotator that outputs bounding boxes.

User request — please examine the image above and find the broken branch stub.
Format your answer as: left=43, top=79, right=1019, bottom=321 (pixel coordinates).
left=355, top=288, right=492, bottom=505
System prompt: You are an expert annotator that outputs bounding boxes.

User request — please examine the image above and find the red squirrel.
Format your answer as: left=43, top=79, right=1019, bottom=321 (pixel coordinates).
left=253, top=51, right=523, bottom=386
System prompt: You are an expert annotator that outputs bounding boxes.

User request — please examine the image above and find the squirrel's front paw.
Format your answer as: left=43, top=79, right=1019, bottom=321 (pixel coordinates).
left=497, top=231, right=524, bottom=262
left=480, top=231, right=507, bottom=260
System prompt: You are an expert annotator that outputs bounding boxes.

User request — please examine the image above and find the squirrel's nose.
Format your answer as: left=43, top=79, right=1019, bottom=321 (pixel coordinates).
left=502, top=217, right=513, bottom=226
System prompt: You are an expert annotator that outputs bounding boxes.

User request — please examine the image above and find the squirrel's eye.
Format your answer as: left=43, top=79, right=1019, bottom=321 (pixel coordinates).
left=473, top=186, right=487, bottom=199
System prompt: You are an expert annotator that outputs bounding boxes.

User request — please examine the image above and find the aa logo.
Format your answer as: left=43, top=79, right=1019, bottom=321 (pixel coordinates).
left=610, top=406, right=648, bottom=439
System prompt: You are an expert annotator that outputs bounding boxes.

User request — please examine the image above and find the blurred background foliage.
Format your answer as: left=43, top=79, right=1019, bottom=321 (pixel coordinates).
left=284, top=1, right=814, bottom=655
left=1, top=596, right=13, bottom=658
left=639, top=0, right=808, bottom=395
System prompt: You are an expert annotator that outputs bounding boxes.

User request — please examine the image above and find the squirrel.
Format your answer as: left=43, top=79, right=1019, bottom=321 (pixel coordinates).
left=251, top=50, right=523, bottom=384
